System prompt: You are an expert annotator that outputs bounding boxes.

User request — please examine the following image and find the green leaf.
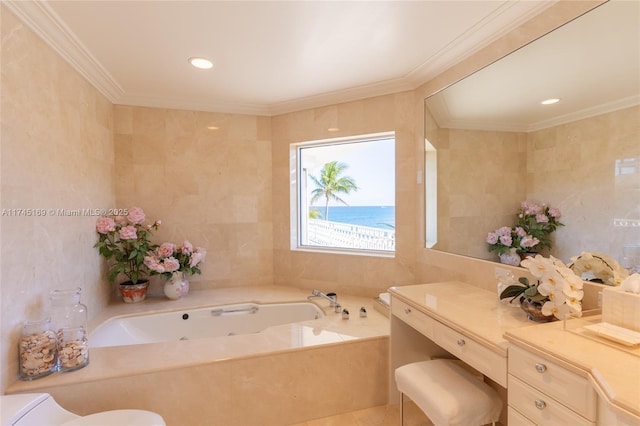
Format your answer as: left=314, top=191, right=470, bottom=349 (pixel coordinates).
left=499, top=285, right=526, bottom=300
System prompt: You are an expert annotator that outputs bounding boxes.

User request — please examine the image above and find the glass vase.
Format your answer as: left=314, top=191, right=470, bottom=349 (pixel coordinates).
left=49, top=288, right=89, bottom=371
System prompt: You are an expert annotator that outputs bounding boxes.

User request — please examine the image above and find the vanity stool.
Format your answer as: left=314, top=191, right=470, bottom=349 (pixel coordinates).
left=395, top=358, right=502, bottom=426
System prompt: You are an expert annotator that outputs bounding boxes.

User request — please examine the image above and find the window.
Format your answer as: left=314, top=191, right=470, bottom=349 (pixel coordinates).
left=290, top=132, right=395, bottom=254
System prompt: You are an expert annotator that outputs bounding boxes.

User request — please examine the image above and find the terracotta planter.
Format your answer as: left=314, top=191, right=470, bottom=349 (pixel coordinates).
left=119, top=280, right=149, bottom=303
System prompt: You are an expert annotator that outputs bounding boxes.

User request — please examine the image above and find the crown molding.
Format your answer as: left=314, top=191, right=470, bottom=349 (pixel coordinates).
left=527, top=95, right=640, bottom=132
left=433, top=95, right=640, bottom=133
left=3, top=0, right=124, bottom=102
left=405, top=1, right=557, bottom=87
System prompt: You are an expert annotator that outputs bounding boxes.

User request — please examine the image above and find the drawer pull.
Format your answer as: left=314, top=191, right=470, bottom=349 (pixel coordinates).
left=403, top=307, right=411, bottom=314
left=535, top=363, right=547, bottom=373
left=456, top=339, right=466, bottom=346
left=534, top=399, right=547, bottom=410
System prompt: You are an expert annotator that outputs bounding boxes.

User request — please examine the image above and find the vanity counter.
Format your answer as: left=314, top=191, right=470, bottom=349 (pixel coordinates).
left=389, top=281, right=531, bottom=355
left=505, top=316, right=640, bottom=419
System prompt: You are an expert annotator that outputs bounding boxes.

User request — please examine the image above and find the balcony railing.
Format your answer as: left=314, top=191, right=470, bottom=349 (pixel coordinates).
left=305, top=218, right=395, bottom=251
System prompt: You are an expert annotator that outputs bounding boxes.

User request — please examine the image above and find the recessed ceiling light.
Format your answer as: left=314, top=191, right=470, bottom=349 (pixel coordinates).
left=541, top=98, right=560, bottom=105
left=189, top=57, right=214, bottom=70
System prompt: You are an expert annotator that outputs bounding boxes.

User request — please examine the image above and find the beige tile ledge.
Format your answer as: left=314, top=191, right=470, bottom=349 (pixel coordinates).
left=7, top=286, right=389, bottom=394
left=504, top=316, right=640, bottom=418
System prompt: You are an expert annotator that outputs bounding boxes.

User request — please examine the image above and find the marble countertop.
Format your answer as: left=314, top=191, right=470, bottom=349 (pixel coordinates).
left=7, top=286, right=389, bottom=394
left=505, top=315, right=640, bottom=418
left=389, top=281, right=533, bottom=355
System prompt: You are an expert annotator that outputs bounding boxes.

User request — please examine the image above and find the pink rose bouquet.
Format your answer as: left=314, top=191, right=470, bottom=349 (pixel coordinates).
left=144, top=240, right=206, bottom=278
left=94, top=207, right=160, bottom=284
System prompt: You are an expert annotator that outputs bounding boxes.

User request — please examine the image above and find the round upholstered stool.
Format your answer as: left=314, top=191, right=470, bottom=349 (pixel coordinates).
left=395, top=359, right=502, bottom=426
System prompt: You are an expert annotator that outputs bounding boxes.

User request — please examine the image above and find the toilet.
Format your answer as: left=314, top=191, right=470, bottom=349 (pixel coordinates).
left=1, top=393, right=165, bottom=425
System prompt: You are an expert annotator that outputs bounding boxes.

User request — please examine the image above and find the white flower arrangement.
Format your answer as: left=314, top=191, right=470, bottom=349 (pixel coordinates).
left=569, top=251, right=629, bottom=286
left=500, top=254, right=584, bottom=320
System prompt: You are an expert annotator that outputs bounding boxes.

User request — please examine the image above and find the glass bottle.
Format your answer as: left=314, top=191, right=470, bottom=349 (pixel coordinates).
left=19, top=318, right=57, bottom=380
left=49, top=288, right=89, bottom=371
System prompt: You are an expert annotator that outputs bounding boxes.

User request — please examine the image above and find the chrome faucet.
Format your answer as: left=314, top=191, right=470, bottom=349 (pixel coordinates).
left=307, top=289, right=339, bottom=308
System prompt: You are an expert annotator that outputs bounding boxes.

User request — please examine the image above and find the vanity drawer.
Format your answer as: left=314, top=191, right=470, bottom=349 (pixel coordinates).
left=509, top=345, right=596, bottom=420
left=508, top=407, right=536, bottom=426
left=433, top=321, right=507, bottom=386
left=508, top=375, right=594, bottom=426
left=391, top=298, right=434, bottom=340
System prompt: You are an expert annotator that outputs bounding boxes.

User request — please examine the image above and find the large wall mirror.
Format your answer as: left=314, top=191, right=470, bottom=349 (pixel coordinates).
left=425, top=0, right=639, bottom=268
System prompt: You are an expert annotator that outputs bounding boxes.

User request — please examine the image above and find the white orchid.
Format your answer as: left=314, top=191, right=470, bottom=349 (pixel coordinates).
left=569, top=251, right=629, bottom=286
left=501, top=254, right=584, bottom=320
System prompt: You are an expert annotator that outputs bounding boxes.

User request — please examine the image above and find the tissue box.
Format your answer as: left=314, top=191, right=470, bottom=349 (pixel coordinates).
left=602, top=287, right=640, bottom=332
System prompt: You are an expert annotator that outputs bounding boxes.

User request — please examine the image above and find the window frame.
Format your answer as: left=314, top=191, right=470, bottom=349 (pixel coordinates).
left=289, top=131, right=396, bottom=257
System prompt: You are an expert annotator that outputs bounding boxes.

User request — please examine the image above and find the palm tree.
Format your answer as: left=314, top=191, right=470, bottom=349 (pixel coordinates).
left=309, top=161, right=358, bottom=220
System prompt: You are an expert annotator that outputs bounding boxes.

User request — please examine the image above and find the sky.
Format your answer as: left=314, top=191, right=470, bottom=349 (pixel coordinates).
left=301, top=138, right=395, bottom=206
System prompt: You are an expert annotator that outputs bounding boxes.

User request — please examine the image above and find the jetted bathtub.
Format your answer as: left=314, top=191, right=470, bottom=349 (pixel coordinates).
left=89, top=302, right=324, bottom=348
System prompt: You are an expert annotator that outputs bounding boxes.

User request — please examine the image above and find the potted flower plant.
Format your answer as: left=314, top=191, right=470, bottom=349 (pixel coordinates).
left=144, top=241, right=206, bottom=299
left=515, top=201, right=563, bottom=254
left=94, top=207, right=160, bottom=302
left=499, top=254, right=584, bottom=322
left=487, top=201, right=563, bottom=264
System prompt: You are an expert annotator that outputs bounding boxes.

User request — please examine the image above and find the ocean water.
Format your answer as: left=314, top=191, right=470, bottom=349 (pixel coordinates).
left=309, top=205, right=395, bottom=229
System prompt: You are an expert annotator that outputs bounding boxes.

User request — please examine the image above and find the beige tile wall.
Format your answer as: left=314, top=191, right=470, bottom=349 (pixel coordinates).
left=270, top=97, right=418, bottom=297
left=434, top=126, right=527, bottom=260
left=527, top=105, right=640, bottom=262
left=112, top=106, right=274, bottom=290
left=1, top=7, right=114, bottom=393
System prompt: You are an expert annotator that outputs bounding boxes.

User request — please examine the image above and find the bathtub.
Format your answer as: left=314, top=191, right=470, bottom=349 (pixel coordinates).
left=90, top=302, right=324, bottom=348
left=8, top=287, right=389, bottom=425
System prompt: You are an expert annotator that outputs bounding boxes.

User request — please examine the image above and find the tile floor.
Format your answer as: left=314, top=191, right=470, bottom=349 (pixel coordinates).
left=288, top=402, right=432, bottom=426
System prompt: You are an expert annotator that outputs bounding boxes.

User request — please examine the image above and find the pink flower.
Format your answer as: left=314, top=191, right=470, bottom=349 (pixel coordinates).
left=515, top=226, right=527, bottom=237
left=144, top=255, right=165, bottom=273
left=118, top=225, right=137, bottom=240
left=163, top=257, right=180, bottom=272
left=521, top=236, right=540, bottom=248
left=180, top=241, right=194, bottom=254
left=535, top=214, right=549, bottom=223
left=548, top=207, right=561, bottom=219
left=521, top=201, right=542, bottom=215
left=158, top=242, right=176, bottom=258
left=496, top=226, right=512, bottom=237
left=486, top=233, right=498, bottom=245
left=127, top=207, right=146, bottom=225
left=96, top=217, right=116, bottom=234
left=190, top=248, right=207, bottom=267
left=499, top=235, right=513, bottom=246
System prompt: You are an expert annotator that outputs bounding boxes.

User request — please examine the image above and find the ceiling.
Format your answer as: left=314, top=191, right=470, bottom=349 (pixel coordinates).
left=5, top=0, right=556, bottom=116
left=426, top=0, right=640, bottom=132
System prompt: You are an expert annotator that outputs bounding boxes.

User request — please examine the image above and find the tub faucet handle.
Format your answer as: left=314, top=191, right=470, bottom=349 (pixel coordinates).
left=342, top=308, right=350, bottom=320
left=359, top=307, right=367, bottom=318
left=334, top=303, right=342, bottom=313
